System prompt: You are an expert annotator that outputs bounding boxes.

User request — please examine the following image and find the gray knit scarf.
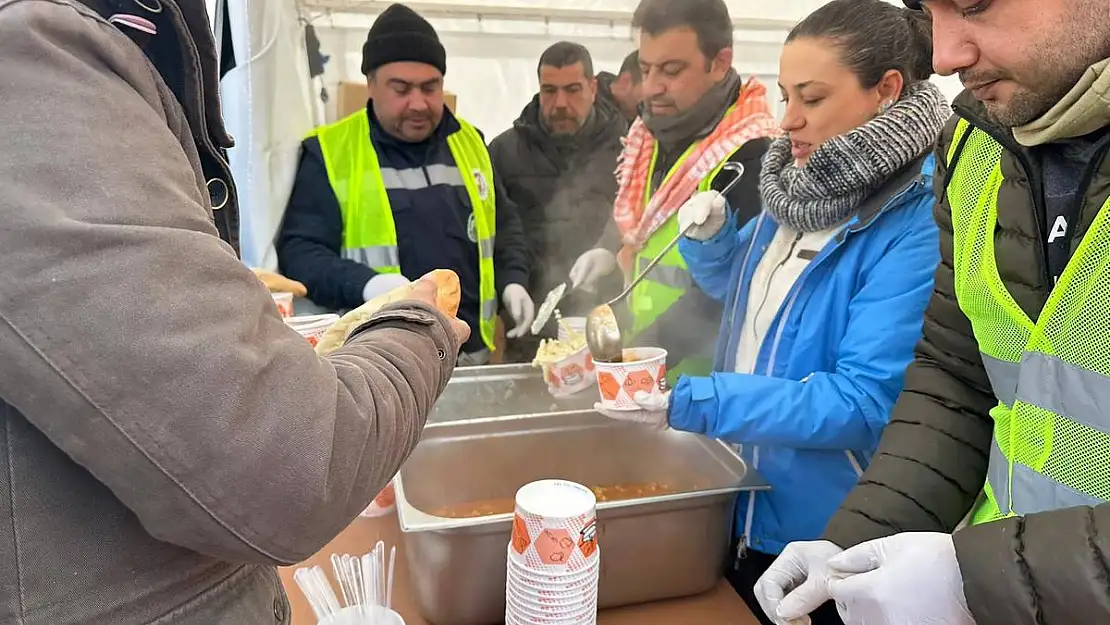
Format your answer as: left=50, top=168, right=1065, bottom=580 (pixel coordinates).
left=759, top=81, right=950, bottom=232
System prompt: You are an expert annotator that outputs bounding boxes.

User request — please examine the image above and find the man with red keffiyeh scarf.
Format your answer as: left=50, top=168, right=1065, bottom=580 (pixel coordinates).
left=568, top=0, right=776, bottom=380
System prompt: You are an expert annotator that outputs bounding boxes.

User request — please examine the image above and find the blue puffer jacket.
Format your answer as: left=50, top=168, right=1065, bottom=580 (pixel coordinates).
left=669, top=154, right=939, bottom=556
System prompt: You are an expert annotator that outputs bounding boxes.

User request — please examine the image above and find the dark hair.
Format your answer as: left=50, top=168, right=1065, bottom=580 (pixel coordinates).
left=632, top=0, right=733, bottom=61
left=537, top=41, right=595, bottom=79
left=619, top=51, right=642, bottom=84
left=787, top=0, right=934, bottom=88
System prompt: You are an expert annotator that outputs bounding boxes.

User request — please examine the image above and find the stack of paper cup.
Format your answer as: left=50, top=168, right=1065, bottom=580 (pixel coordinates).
left=272, top=292, right=295, bottom=318
left=506, top=480, right=600, bottom=624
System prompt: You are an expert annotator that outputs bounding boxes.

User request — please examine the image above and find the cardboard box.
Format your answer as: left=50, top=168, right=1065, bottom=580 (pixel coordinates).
left=335, top=81, right=456, bottom=120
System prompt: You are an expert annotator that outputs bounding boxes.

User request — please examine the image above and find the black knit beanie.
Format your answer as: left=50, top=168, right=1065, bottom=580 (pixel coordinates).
left=361, top=4, right=446, bottom=76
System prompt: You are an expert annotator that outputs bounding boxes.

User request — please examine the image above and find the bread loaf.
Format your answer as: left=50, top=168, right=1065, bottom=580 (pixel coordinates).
left=251, top=268, right=308, bottom=297
left=314, top=269, right=461, bottom=355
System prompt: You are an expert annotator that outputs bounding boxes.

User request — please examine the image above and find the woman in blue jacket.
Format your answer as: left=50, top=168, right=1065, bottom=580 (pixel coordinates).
left=596, top=1, right=950, bottom=623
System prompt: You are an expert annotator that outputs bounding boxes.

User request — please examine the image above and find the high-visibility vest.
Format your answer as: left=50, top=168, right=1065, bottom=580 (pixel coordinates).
left=308, top=109, right=498, bottom=351
left=629, top=141, right=734, bottom=379
left=945, top=117, right=1110, bottom=524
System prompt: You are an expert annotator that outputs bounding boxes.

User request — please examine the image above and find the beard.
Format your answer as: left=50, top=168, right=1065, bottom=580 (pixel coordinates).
left=969, top=17, right=1110, bottom=127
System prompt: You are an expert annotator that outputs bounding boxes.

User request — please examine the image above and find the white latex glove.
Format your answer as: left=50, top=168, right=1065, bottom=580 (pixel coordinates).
left=362, top=273, right=411, bottom=302
left=594, top=390, right=670, bottom=428
left=677, top=191, right=728, bottom=241
left=502, top=283, right=535, bottom=339
left=568, top=248, right=617, bottom=292
left=754, top=540, right=844, bottom=625
left=826, top=532, right=973, bottom=625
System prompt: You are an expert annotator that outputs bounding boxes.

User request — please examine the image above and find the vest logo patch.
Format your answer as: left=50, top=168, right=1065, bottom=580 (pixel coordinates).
left=1048, top=215, right=1068, bottom=243
left=473, top=168, right=490, bottom=201
left=467, top=212, right=479, bottom=243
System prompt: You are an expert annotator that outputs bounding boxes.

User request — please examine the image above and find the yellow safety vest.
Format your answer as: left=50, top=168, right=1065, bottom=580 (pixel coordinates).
left=946, top=118, right=1110, bottom=524
left=308, top=109, right=498, bottom=351
left=629, top=141, right=735, bottom=380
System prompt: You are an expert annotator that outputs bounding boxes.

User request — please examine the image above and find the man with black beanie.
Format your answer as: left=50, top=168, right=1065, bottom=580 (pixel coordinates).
left=278, top=3, right=534, bottom=364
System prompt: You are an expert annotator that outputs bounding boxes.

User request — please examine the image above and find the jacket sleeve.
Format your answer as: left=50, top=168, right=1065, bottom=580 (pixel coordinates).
left=488, top=132, right=540, bottom=280
left=0, top=5, right=459, bottom=566
left=668, top=201, right=939, bottom=449
left=491, top=161, right=531, bottom=294
left=822, top=117, right=997, bottom=546
left=953, top=503, right=1110, bottom=624
left=276, top=137, right=375, bottom=310
left=677, top=209, right=752, bottom=303
left=714, top=137, right=770, bottom=227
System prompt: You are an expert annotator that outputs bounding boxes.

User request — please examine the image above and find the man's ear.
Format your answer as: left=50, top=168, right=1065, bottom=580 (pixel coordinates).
left=710, top=47, right=733, bottom=78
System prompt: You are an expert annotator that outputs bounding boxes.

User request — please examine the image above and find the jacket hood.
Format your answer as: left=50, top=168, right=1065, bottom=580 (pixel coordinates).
left=512, top=92, right=625, bottom=150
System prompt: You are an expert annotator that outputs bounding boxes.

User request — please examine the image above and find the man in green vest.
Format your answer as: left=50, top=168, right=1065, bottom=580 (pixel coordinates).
left=567, top=0, right=774, bottom=382
left=754, top=0, right=1110, bottom=624
left=277, top=3, right=534, bottom=365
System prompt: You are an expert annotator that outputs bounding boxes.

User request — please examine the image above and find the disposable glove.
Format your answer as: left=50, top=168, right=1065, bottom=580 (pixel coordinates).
left=594, top=390, right=670, bottom=429
left=677, top=191, right=728, bottom=241
left=363, top=273, right=411, bottom=302
left=826, top=532, right=973, bottom=625
left=568, top=248, right=617, bottom=292
left=502, top=283, right=535, bottom=339
left=755, top=540, right=844, bottom=625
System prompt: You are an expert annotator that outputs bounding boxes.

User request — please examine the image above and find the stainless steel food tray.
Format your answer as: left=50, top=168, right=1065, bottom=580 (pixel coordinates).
left=428, top=364, right=596, bottom=423
left=395, top=411, right=768, bottom=625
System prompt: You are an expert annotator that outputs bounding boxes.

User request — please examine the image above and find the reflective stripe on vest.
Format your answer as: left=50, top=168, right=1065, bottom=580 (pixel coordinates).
left=309, top=109, right=499, bottom=350
left=946, top=117, right=1110, bottom=525
left=629, top=141, right=734, bottom=338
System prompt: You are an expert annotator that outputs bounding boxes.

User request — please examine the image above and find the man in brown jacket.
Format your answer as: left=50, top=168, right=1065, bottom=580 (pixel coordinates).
left=0, top=1, right=466, bottom=623
left=754, top=0, right=1110, bottom=624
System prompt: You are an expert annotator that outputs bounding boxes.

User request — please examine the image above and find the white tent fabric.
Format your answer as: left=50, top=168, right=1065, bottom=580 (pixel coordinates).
left=305, top=0, right=963, bottom=136
left=207, top=0, right=963, bottom=269
left=217, top=0, right=317, bottom=270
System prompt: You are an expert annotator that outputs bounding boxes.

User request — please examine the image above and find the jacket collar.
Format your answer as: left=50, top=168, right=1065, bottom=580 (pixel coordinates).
left=365, top=99, right=462, bottom=148
left=511, top=93, right=625, bottom=151
left=847, top=152, right=931, bottom=233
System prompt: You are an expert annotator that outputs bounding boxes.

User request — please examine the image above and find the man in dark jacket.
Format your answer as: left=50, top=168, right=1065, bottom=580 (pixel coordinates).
left=277, top=3, right=533, bottom=365
left=568, top=0, right=774, bottom=381
left=0, top=0, right=467, bottom=623
left=755, top=1, right=1110, bottom=624
left=596, top=51, right=643, bottom=126
left=489, top=42, right=626, bottom=362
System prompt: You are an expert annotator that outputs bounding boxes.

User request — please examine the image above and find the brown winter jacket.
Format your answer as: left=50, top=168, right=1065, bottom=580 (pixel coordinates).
left=823, top=90, right=1110, bottom=623
left=0, top=1, right=460, bottom=623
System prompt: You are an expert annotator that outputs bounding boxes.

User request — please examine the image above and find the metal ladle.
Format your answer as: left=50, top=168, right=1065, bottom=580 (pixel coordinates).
left=585, top=162, right=746, bottom=363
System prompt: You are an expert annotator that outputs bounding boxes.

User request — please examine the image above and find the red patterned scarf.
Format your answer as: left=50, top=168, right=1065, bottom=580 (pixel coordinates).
left=612, top=78, right=778, bottom=272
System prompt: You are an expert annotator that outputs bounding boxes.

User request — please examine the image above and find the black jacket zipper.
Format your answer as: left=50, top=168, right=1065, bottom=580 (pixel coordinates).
left=952, top=103, right=1051, bottom=293
left=955, top=103, right=1110, bottom=304
left=750, top=232, right=804, bottom=333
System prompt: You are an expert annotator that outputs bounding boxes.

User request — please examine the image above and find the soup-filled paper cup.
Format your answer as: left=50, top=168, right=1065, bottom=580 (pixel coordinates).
left=593, top=347, right=668, bottom=411
left=271, top=291, right=294, bottom=318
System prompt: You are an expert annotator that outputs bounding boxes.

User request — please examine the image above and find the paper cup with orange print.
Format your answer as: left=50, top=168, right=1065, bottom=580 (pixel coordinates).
left=593, top=347, right=668, bottom=411
left=284, top=313, right=339, bottom=348
left=509, top=480, right=598, bottom=574
left=542, top=346, right=596, bottom=397
left=271, top=291, right=295, bottom=318
left=360, top=478, right=397, bottom=518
